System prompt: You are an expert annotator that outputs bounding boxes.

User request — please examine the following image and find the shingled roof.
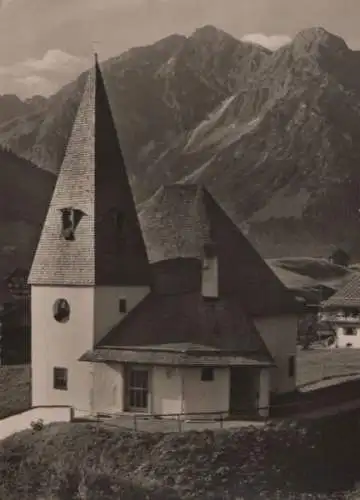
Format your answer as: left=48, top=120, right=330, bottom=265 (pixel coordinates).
left=140, top=184, right=301, bottom=316
left=80, top=291, right=274, bottom=366
left=29, top=56, right=151, bottom=286
left=322, top=273, right=360, bottom=308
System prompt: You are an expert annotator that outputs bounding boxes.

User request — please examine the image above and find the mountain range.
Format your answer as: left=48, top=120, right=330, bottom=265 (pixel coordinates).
left=1, top=25, right=360, bottom=290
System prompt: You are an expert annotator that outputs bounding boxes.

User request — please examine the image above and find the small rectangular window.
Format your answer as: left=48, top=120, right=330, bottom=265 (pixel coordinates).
left=288, top=356, right=295, bottom=378
left=201, top=367, right=214, bottom=382
left=345, top=328, right=357, bottom=336
left=119, top=298, right=127, bottom=313
left=53, top=367, right=68, bottom=390
left=202, top=242, right=216, bottom=270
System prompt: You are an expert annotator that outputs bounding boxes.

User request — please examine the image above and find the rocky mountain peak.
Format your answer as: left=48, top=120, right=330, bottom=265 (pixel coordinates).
left=291, top=27, right=349, bottom=56
left=1, top=25, right=360, bottom=262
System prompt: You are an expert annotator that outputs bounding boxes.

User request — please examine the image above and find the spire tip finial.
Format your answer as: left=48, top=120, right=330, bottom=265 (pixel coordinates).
left=92, top=40, right=100, bottom=65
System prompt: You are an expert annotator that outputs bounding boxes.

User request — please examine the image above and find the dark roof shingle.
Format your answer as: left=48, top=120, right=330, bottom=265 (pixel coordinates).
left=95, top=291, right=273, bottom=364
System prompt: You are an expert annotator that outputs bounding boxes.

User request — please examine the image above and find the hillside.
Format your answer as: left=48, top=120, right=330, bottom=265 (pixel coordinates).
left=0, top=148, right=55, bottom=278
left=0, top=94, right=46, bottom=126
left=1, top=26, right=360, bottom=263
left=0, top=365, right=31, bottom=419
left=268, top=257, right=356, bottom=302
left=0, top=416, right=359, bottom=499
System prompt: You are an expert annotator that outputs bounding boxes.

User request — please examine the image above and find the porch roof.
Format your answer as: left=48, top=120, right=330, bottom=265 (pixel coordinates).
left=79, top=345, right=274, bottom=367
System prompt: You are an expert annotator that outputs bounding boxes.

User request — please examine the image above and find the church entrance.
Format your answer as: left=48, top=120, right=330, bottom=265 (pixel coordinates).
left=125, top=365, right=150, bottom=412
left=229, top=367, right=259, bottom=417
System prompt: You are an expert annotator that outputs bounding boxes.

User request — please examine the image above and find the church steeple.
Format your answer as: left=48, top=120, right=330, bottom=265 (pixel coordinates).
left=29, top=56, right=151, bottom=286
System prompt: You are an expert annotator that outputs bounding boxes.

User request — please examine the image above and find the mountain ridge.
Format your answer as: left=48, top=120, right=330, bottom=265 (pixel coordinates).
left=1, top=25, right=360, bottom=269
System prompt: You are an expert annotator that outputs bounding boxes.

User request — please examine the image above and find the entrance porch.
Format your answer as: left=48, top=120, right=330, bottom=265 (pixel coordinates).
left=89, top=362, right=271, bottom=419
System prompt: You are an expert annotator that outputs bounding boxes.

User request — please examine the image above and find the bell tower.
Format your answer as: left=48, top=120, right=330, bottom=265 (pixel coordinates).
left=28, top=55, right=151, bottom=414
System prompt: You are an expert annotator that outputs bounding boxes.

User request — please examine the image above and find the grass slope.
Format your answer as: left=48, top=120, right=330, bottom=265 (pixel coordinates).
left=2, top=361, right=360, bottom=498
left=268, top=257, right=356, bottom=302
left=0, top=365, right=31, bottom=419
left=0, top=416, right=359, bottom=499
left=297, top=348, right=360, bottom=388
left=268, top=257, right=353, bottom=287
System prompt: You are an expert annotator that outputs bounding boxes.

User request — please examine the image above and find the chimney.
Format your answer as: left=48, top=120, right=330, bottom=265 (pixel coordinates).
left=201, top=242, right=218, bottom=298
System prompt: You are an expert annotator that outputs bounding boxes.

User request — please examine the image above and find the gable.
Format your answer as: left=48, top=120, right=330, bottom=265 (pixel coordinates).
left=203, top=190, right=301, bottom=316
left=140, top=184, right=301, bottom=316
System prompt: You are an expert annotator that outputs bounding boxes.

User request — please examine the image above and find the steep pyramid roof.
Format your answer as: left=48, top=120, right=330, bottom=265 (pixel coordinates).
left=140, top=184, right=301, bottom=316
left=29, top=56, right=151, bottom=286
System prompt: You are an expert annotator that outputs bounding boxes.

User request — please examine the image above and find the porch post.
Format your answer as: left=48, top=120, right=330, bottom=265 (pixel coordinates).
left=258, top=368, right=270, bottom=417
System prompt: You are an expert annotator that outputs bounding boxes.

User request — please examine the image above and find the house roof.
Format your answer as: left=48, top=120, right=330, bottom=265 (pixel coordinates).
left=80, top=291, right=274, bottom=366
left=28, top=57, right=151, bottom=286
left=140, top=185, right=301, bottom=316
left=322, top=273, right=360, bottom=308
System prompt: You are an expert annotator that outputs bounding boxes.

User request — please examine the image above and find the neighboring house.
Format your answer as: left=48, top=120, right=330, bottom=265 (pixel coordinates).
left=5, top=268, right=30, bottom=298
left=320, top=274, right=360, bottom=348
left=28, top=56, right=303, bottom=421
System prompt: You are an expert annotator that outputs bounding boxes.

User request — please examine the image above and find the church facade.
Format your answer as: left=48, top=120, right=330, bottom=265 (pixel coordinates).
left=28, top=57, right=302, bottom=420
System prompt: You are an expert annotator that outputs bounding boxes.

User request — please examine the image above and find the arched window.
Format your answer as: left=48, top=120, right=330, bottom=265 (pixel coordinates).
left=53, top=298, right=70, bottom=323
left=60, top=207, right=85, bottom=241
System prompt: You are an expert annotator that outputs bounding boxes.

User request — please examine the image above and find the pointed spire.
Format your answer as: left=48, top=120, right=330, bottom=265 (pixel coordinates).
left=29, top=57, right=151, bottom=286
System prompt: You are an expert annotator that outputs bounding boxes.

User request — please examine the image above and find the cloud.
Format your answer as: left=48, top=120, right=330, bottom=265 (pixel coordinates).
left=23, top=49, right=87, bottom=73
left=0, top=49, right=88, bottom=77
left=0, top=49, right=89, bottom=97
left=14, top=75, right=56, bottom=98
left=241, top=33, right=292, bottom=51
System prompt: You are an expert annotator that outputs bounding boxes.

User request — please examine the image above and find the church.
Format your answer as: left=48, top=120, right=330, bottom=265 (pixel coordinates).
left=28, top=56, right=302, bottom=420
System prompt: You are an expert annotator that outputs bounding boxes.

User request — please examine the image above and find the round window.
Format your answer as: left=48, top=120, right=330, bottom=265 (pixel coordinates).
left=53, top=298, right=70, bottom=323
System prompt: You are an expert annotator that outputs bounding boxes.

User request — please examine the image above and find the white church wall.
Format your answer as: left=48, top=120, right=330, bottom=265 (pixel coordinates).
left=151, top=366, right=183, bottom=415
left=182, top=367, right=230, bottom=417
left=94, top=286, right=149, bottom=344
left=201, top=256, right=218, bottom=298
left=92, top=362, right=125, bottom=414
left=255, top=315, right=298, bottom=394
left=31, top=285, right=94, bottom=412
left=258, top=368, right=270, bottom=417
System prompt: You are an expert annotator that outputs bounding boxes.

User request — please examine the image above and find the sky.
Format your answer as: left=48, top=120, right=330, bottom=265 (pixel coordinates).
left=0, top=0, right=359, bottom=98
